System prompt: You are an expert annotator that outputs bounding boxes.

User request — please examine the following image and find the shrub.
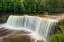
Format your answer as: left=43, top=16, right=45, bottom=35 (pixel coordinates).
left=49, top=18, right=64, bottom=42
left=49, top=33, right=64, bottom=42
left=56, top=18, right=64, bottom=33
left=37, top=40, right=45, bottom=42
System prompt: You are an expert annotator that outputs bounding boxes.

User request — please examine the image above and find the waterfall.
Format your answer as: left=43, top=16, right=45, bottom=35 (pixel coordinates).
left=23, top=16, right=42, bottom=31
left=6, top=15, right=58, bottom=40
left=36, top=19, right=58, bottom=39
left=7, top=15, right=24, bottom=27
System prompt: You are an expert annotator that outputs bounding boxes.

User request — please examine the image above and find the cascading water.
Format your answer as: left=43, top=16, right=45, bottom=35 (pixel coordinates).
left=23, top=16, right=42, bottom=31
left=7, top=15, right=24, bottom=27
left=3, top=15, right=58, bottom=41
left=36, top=19, right=57, bottom=39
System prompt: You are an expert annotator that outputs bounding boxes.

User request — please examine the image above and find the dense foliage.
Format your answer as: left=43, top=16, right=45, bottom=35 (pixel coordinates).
left=0, top=0, right=64, bottom=14
left=49, top=33, right=64, bottom=42
left=49, top=18, right=64, bottom=42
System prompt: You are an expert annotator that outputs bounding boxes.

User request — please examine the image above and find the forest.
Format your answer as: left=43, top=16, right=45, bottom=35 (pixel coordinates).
left=0, top=0, right=64, bottom=14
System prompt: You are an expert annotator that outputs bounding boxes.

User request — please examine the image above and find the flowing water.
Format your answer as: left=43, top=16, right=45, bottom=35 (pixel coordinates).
left=0, top=15, right=58, bottom=41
